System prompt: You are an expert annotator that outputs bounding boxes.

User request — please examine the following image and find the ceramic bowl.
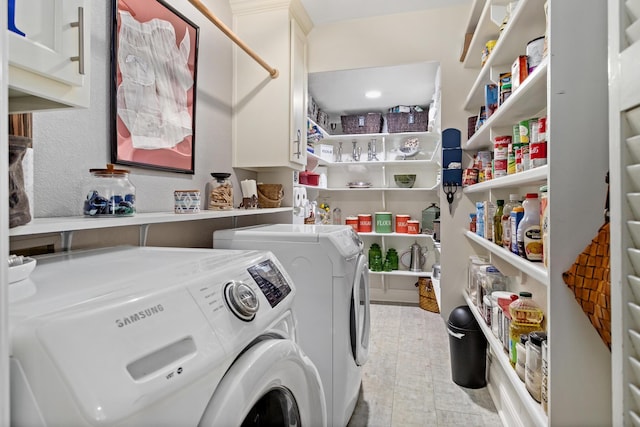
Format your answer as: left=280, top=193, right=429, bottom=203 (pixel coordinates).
left=394, top=174, right=416, bottom=188
left=8, top=257, right=36, bottom=284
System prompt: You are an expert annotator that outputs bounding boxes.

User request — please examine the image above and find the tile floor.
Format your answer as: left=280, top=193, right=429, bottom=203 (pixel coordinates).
left=347, top=303, right=503, bottom=427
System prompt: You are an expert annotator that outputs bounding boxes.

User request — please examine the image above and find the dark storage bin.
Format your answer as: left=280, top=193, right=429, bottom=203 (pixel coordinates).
left=387, top=111, right=428, bottom=133
left=448, top=305, right=487, bottom=389
left=341, top=113, right=382, bottom=134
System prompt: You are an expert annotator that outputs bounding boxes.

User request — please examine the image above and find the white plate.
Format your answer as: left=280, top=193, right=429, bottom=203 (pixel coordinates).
left=8, top=257, right=36, bottom=284
left=629, top=193, right=640, bottom=220
left=630, top=248, right=640, bottom=276
left=629, top=275, right=640, bottom=301
left=628, top=135, right=640, bottom=164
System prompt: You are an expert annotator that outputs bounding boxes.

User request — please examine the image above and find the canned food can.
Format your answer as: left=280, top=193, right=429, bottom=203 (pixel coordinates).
left=531, top=141, right=548, bottom=167
left=357, top=214, right=372, bottom=232
left=462, top=168, right=479, bottom=187
left=519, top=120, right=530, bottom=144
left=407, top=220, right=420, bottom=234
left=530, top=119, right=540, bottom=143
left=508, top=144, right=517, bottom=174
left=515, top=143, right=524, bottom=173
left=494, top=135, right=511, bottom=160
left=538, top=117, right=547, bottom=141
left=395, top=214, right=410, bottom=233
left=513, top=124, right=521, bottom=144
left=521, top=144, right=530, bottom=171
left=527, top=36, right=545, bottom=73
left=374, top=212, right=392, bottom=233
left=494, top=159, right=508, bottom=177
left=346, top=216, right=359, bottom=231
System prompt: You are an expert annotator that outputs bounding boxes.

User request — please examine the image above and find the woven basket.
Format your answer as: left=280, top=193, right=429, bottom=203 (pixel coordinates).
left=257, top=184, right=284, bottom=208
left=562, top=222, right=611, bottom=350
left=387, top=111, right=429, bottom=133
left=341, top=113, right=382, bottom=134
left=417, top=277, right=439, bottom=313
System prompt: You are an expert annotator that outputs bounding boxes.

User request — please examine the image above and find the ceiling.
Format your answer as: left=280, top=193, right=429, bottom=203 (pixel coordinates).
left=299, top=0, right=471, bottom=26
left=308, top=62, right=440, bottom=117
left=302, top=0, right=469, bottom=119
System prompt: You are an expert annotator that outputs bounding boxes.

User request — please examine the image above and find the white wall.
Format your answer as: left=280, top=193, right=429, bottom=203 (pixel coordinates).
left=32, top=0, right=237, bottom=217
left=307, top=4, right=476, bottom=317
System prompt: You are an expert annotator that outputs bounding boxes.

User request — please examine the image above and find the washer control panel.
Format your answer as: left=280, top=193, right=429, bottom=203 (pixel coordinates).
left=247, top=259, right=292, bottom=307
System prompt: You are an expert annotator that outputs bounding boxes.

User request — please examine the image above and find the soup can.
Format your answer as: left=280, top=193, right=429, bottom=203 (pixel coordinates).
left=395, top=214, right=410, bottom=233
left=374, top=212, right=392, bottom=233
left=345, top=216, right=359, bottom=231
left=407, top=220, right=420, bottom=234
left=358, top=214, right=372, bottom=232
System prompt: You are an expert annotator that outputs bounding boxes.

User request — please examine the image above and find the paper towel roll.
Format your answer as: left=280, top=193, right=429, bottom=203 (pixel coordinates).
left=294, top=187, right=302, bottom=208
left=300, top=187, right=307, bottom=206
left=241, top=179, right=257, bottom=198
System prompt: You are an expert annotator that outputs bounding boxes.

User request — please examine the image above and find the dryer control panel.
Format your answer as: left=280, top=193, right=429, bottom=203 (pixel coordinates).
left=248, top=259, right=292, bottom=307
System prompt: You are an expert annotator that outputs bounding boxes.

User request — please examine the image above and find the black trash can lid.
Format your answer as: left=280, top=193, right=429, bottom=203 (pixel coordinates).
left=448, top=305, right=479, bottom=330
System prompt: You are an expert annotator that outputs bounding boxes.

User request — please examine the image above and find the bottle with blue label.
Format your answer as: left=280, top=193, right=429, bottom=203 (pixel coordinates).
left=510, top=206, right=525, bottom=255
left=476, top=202, right=485, bottom=237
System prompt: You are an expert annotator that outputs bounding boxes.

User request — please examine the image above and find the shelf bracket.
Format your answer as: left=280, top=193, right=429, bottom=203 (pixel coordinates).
left=139, top=224, right=150, bottom=247
left=60, top=231, right=73, bottom=252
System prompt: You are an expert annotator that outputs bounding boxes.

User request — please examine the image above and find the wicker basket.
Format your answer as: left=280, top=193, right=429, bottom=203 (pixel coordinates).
left=417, top=277, right=439, bottom=313
left=387, top=111, right=429, bottom=133
left=341, top=113, right=382, bottom=134
left=257, top=184, right=284, bottom=208
left=562, top=222, right=611, bottom=350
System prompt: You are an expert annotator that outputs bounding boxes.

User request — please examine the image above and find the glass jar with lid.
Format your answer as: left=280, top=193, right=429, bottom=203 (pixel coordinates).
left=207, top=173, right=234, bottom=210
left=83, top=164, right=135, bottom=217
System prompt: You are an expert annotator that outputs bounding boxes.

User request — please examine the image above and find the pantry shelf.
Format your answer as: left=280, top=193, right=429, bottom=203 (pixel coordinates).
left=369, top=270, right=431, bottom=278
left=463, top=293, right=548, bottom=427
left=464, top=230, right=548, bottom=286
left=318, top=186, right=439, bottom=192
left=466, top=59, right=548, bottom=151
left=463, top=165, right=547, bottom=193
left=463, top=0, right=548, bottom=109
left=358, top=232, right=435, bottom=239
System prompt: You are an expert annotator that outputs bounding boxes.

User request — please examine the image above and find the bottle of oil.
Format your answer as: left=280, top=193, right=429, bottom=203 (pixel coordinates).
left=494, top=199, right=504, bottom=246
left=508, top=292, right=544, bottom=367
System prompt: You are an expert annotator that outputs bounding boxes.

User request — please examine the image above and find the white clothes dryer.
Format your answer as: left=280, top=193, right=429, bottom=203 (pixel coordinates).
left=9, top=246, right=326, bottom=427
left=214, top=224, right=371, bottom=427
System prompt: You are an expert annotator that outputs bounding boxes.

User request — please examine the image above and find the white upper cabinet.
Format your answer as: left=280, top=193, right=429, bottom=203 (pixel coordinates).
left=8, top=0, right=90, bottom=112
left=230, top=0, right=312, bottom=171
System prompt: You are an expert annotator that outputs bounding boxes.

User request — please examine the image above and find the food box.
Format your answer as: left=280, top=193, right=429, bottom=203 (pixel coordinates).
left=484, top=84, right=499, bottom=118
left=315, top=144, right=334, bottom=162
left=511, top=55, right=529, bottom=92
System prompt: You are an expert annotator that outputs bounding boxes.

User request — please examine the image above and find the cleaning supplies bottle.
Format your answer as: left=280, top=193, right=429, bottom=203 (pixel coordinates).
left=502, top=194, right=521, bottom=250
left=517, top=193, right=542, bottom=261
left=494, top=199, right=504, bottom=246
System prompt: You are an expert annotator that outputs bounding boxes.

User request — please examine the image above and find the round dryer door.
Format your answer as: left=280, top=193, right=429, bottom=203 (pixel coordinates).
left=199, top=339, right=326, bottom=426
left=350, top=254, right=370, bottom=366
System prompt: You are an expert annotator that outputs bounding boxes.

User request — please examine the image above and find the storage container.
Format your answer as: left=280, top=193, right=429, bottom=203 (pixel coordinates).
left=387, top=111, right=429, bottom=133
left=341, top=113, right=382, bottom=134
left=83, top=164, right=136, bottom=217
left=207, top=172, right=233, bottom=210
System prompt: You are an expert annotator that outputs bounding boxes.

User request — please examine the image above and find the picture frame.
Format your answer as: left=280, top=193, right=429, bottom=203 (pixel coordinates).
left=111, top=0, right=199, bottom=174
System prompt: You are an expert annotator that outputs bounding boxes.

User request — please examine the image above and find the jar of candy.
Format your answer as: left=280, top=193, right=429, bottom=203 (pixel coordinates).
left=83, top=164, right=135, bottom=217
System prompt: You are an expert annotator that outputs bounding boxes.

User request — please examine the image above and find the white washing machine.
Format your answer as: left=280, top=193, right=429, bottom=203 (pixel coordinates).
left=214, top=224, right=371, bottom=427
left=8, top=246, right=326, bottom=427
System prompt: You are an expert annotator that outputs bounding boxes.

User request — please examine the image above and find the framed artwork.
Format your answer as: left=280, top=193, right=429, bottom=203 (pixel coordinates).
left=111, top=0, right=199, bottom=174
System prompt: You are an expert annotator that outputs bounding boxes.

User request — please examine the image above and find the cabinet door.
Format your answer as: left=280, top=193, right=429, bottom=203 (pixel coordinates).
left=9, top=0, right=87, bottom=87
left=289, top=19, right=306, bottom=166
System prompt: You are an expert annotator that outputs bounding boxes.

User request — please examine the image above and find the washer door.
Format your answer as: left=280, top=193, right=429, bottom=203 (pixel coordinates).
left=199, top=339, right=326, bottom=427
left=351, top=254, right=371, bottom=366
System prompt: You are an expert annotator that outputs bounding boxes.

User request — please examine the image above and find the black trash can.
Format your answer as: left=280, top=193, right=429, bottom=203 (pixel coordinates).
left=447, top=305, right=487, bottom=388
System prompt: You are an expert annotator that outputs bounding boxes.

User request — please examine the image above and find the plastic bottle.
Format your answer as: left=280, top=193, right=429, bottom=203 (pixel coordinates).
left=494, top=199, right=504, bottom=246
left=508, top=292, right=544, bottom=367
left=476, top=202, right=485, bottom=237
left=510, top=206, right=524, bottom=255
left=502, top=194, right=521, bottom=250
left=517, top=193, right=542, bottom=261
left=484, top=201, right=495, bottom=242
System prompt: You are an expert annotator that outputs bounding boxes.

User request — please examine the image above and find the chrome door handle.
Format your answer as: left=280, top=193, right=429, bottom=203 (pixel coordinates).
left=294, top=129, right=302, bottom=158
left=70, top=7, right=85, bottom=75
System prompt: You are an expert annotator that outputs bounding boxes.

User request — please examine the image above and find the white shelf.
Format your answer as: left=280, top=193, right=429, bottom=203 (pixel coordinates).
left=358, top=232, right=434, bottom=239
left=464, top=230, right=548, bottom=286
left=463, top=165, right=548, bottom=193
left=9, top=208, right=293, bottom=237
left=462, top=0, right=500, bottom=69
left=325, top=159, right=438, bottom=167
left=466, top=59, right=548, bottom=150
left=318, top=186, right=439, bottom=192
left=463, top=292, right=548, bottom=427
left=463, top=0, right=548, bottom=109
left=369, top=270, right=431, bottom=278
